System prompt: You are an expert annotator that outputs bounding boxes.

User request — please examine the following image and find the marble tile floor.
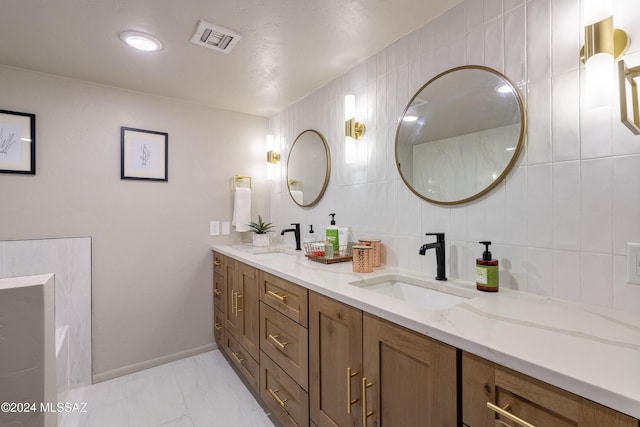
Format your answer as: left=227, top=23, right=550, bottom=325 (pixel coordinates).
left=61, top=350, right=275, bottom=427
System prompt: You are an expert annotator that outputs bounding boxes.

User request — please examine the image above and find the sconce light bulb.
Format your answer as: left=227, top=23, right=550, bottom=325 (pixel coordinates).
left=345, top=94, right=356, bottom=121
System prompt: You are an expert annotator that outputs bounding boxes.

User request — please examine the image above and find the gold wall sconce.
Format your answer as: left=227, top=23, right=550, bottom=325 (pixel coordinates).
left=344, top=94, right=366, bottom=164
left=580, top=1, right=629, bottom=107
left=619, top=60, right=640, bottom=134
left=266, top=134, right=280, bottom=180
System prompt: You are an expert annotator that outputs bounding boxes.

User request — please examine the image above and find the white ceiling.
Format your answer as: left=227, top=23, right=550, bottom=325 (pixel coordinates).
left=0, top=0, right=460, bottom=117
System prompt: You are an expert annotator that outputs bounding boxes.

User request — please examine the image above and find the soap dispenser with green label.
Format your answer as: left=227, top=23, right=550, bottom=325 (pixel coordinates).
left=476, top=241, right=499, bottom=292
left=326, top=213, right=339, bottom=252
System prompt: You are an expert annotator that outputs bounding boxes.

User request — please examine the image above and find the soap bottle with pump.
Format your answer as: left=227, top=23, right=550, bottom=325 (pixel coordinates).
left=326, top=213, right=339, bottom=252
left=304, top=225, right=317, bottom=243
left=476, top=241, right=499, bottom=292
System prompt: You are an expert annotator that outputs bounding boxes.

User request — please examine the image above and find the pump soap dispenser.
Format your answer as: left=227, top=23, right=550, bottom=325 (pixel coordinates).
left=476, top=241, right=499, bottom=292
left=326, top=213, right=339, bottom=252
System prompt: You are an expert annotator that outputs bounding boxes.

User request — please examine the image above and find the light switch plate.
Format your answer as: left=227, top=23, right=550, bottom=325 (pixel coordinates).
left=626, top=243, right=640, bottom=285
left=210, top=221, right=220, bottom=236
left=221, top=222, right=230, bottom=235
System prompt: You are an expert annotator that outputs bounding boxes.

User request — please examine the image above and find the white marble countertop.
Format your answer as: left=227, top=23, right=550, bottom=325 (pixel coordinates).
left=211, top=244, right=640, bottom=419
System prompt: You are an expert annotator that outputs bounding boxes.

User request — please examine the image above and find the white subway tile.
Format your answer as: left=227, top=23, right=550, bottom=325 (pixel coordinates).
left=552, top=70, right=580, bottom=161
left=450, top=3, right=466, bottom=40
left=581, top=158, right=613, bottom=253
left=552, top=161, right=581, bottom=250
left=527, top=79, right=552, bottom=165
left=484, top=0, right=502, bottom=22
left=504, top=6, right=526, bottom=86
left=526, top=0, right=551, bottom=84
left=465, top=0, right=484, bottom=31
left=551, top=0, right=580, bottom=75
left=484, top=18, right=504, bottom=72
left=527, top=247, right=553, bottom=296
left=613, top=255, right=640, bottom=313
left=504, top=166, right=527, bottom=246
left=613, top=155, right=640, bottom=254
left=466, top=26, right=485, bottom=65
left=581, top=252, right=613, bottom=307
left=552, top=250, right=581, bottom=301
left=527, top=164, right=553, bottom=248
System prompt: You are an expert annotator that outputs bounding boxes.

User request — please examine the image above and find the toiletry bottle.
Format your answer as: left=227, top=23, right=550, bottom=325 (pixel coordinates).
left=304, top=225, right=317, bottom=243
left=476, top=241, right=499, bottom=292
left=326, top=213, right=339, bottom=252
left=338, top=226, right=350, bottom=255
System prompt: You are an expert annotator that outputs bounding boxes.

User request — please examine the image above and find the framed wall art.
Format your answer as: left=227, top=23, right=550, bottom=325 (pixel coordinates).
left=0, top=109, right=36, bottom=174
left=121, top=127, right=168, bottom=181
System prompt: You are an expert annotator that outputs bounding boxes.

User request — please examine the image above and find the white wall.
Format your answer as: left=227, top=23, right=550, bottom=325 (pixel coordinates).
left=0, top=65, right=269, bottom=380
left=269, top=0, right=640, bottom=313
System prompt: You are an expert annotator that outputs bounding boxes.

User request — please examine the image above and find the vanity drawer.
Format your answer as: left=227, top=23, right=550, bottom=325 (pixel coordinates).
left=260, top=352, right=309, bottom=427
left=213, top=309, right=224, bottom=348
left=260, top=271, right=308, bottom=327
left=213, top=272, right=226, bottom=312
left=260, top=303, right=308, bottom=391
left=212, top=251, right=225, bottom=276
left=223, top=332, right=259, bottom=393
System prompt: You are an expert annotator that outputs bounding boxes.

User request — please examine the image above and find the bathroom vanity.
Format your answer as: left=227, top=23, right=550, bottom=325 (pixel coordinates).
left=211, top=245, right=640, bottom=427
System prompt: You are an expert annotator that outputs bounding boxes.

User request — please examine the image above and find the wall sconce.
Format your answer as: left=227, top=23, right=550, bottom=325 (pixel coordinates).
left=344, top=94, right=366, bottom=164
left=580, top=0, right=629, bottom=107
left=266, top=134, right=280, bottom=180
left=619, top=60, right=640, bottom=135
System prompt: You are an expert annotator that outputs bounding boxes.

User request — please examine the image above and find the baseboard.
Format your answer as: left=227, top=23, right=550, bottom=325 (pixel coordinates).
left=92, top=343, right=216, bottom=384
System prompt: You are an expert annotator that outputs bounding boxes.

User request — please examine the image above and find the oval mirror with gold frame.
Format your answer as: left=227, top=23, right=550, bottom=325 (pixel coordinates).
left=287, top=129, right=331, bottom=207
left=395, top=65, right=526, bottom=205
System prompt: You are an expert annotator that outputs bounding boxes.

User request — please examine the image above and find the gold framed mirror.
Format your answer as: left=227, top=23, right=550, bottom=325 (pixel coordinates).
left=287, top=129, right=331, bottom=207
left=395, top=65, right=526, bottom=205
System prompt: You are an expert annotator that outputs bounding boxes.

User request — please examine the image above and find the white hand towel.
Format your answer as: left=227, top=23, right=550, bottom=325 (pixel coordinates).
left=231, top=187, right=251, bottom=232
left=290, top=190, right=304, bottom=205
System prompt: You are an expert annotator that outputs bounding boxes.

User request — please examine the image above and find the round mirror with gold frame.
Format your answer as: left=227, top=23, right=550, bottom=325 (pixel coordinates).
left=395, top=65, right=526, bottom=205
left=287, top=129, right=331, bottom=207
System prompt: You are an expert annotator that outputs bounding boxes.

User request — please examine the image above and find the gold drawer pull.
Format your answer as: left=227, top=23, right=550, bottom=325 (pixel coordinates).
left=347, top=367, right=360, bottom=414
left=213, top=260, right=221, bottom=267
left=231, top=291, right=237, bottom=314
left=231, top=351, right=245, bottom=365
left=362, top=377, right=374, bottom=427
left=267, top=290, right=288, bottom=302
left=268, top=387, right=289, bottom=407
left=214, top=322, right=222, bottom=331
left=213, top=288, right=222, bottom=296
left=268, top=334, right=288, bottom=349
left=487, top=402, right=536, bottom=427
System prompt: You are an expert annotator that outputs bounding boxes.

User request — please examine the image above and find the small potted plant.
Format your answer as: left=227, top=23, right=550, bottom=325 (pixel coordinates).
left=247, top=215, right=275, bottom=247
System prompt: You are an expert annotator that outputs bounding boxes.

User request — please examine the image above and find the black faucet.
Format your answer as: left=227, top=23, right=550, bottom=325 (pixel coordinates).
left=419, top=232, right=447, bottom=281
left=280, top=223, right=301, bottom=250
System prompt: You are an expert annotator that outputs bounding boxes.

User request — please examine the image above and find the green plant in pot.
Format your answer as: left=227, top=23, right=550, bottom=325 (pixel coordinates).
left=248, top=215, right=274, bottom=247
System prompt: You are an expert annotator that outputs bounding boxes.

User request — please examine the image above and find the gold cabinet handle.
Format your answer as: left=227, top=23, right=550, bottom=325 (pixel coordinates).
left=268, top=334, right=288, bottom=349
left=214, top=322, right=222, bottom=331
left=267, top=290, right=287, bottom=302
left=231, top=351, right=244, bottom=365
left=487, top=402, right=536, bottom=427
left=268, top=387, right=289, bottom=407
left=213, top=288, right=222, bottom=296
left=231, top=291, right=237, bottom=314
left=347, top=367, right=359, bottom=414
left=213, top=260, right=221, bottom=267
left=361, top=377, right=374, bottom=427
left=236, top=293, right=243, bottom=313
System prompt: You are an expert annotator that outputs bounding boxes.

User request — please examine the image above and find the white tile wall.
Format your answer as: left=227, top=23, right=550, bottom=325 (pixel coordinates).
left=269, top=0, right=640, bottom=313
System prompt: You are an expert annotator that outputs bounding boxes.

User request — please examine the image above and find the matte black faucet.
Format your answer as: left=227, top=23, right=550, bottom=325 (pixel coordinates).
left=419, top=232, right=447, bottom=281
left=280, top=223, right=301, bottom=250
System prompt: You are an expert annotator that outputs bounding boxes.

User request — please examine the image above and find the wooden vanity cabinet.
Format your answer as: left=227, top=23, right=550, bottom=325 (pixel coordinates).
left=212, top=252, right=226, bottom=348
left=258, top=271, right=310, bottom=427
left=462, top=352, right=639, bottom=427
left=214, top=254, right=261, bottom=392
left=309, top=291, right=458, bottom=427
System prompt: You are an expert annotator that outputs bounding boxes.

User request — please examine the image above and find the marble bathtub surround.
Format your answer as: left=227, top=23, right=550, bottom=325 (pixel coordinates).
left=212, top=244, right=640, bottom=419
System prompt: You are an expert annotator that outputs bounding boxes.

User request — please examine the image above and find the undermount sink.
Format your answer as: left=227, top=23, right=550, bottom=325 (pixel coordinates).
left=349, top=274, right=476, bottom=310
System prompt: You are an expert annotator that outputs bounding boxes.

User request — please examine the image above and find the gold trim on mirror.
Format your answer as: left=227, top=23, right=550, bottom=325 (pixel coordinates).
left=395, top=65, right=527, bottom=205
left=286, top=129, right=331, bottom=207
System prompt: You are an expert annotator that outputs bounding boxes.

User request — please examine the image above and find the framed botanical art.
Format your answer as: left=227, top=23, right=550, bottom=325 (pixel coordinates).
left=121, top=127, right=168, bottom=181
left=0, top=109, right=36, bottom=174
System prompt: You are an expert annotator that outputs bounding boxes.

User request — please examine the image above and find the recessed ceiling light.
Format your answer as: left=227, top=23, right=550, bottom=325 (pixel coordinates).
left=119, top=31, right=163, bottom=52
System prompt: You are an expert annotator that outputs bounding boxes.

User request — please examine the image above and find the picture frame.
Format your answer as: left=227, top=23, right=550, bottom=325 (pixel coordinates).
left=121, top=127, right=168, bottom=181
left=0, top=109, right=36, bottom=174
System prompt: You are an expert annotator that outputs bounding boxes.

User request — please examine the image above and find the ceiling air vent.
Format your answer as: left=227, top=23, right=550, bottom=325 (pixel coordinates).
left=190, top=20, right=241, bottom=53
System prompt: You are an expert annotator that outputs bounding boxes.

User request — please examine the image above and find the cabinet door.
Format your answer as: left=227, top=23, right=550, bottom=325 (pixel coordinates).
left=362, top=313, right=458, bottom=427
left=462, top=352, right=639, bottom=427
left=309, top=291, right=363, bottom=427
left=236, top=261, right=260, bottom=361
